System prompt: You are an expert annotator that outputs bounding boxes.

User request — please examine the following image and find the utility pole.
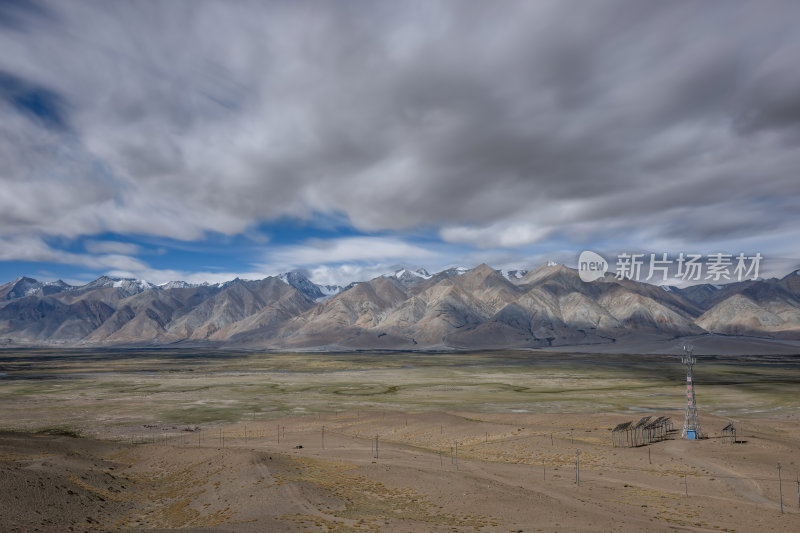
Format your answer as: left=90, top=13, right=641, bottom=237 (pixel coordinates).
left=375, top=435, right=379, bottom=460
left=684, top=470, right=688, bottom=497
left=576, top=449, right=581, bottom=486
left=455, top=441, right=459, bottom=470
left=778, top=462, right=783, bottom=514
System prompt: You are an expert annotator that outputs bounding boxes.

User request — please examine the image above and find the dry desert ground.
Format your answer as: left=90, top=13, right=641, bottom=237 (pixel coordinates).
left=1, top=349, right=799, bottom=532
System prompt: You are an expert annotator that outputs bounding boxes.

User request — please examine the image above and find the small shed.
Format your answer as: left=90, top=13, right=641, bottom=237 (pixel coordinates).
left=721, top=421, right=736, bottom=444
left=611, top=421, right=633, bottom=448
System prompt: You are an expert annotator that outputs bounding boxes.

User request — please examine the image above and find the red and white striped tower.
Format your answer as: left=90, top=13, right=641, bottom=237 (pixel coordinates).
left=681, top=345, right=702, bottom=439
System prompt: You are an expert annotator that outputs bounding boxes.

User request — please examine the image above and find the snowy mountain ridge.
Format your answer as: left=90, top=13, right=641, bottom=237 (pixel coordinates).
left=0, top=263, right=799, bottom=348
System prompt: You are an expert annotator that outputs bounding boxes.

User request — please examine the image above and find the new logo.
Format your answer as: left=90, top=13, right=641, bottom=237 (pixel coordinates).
left=578, top=251, right=608, bottom=282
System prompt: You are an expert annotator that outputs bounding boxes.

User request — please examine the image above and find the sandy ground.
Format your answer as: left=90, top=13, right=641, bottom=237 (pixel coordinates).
left=2, top=409, right=799, bottom=532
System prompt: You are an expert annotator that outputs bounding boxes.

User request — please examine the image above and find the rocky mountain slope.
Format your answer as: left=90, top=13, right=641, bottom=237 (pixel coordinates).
left=0, top=266, right=798, bottom=349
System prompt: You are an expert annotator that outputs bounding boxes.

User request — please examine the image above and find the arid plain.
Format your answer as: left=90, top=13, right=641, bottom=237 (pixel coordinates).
left=1, top=349, right=799, bottom=532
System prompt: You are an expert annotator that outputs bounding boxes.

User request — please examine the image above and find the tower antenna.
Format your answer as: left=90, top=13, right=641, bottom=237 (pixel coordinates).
left=681, top=345, right=702, bottom=439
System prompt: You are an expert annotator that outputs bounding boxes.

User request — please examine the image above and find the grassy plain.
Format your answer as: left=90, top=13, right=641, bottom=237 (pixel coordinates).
left=1, top=349, right=799, bottom=531
left=2, top=349, right=799, bottom=435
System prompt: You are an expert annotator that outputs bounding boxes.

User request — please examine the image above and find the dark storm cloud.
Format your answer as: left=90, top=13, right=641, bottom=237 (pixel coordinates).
left=0, top=0, right=798, bottom=256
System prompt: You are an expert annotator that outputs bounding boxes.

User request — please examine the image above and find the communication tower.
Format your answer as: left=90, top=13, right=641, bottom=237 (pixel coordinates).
left=681, top=345, right=702, bottom=439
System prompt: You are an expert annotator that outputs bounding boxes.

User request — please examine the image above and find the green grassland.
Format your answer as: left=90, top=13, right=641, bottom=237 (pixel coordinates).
left=1, top=349, right=798, bottom=434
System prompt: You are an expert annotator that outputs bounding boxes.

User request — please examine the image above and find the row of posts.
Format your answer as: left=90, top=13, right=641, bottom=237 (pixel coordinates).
left=134, top=419, right=800, bottom=513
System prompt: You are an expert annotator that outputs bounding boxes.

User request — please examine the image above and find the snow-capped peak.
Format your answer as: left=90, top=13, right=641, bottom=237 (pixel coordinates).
left=77, top=276, right=155, bottom=296
left=158, top=280, right=197, bottom=290
left=501, top=269, right=529, bottom=281
left=278, top=271, right=342, bottom=301
left=391, top=267, right=431, bottom=279
left=437, top=266, right=468, bottom=276
left=386, top=267, right=432, bottom=285
left=13, top=277, right=44, bottom=297
left=316, top=284, right=341, bottom=297
left=113, top=279, right=154, bottom=291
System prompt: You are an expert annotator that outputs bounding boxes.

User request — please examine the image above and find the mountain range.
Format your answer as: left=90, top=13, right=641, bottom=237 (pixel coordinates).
left=0, top=264, right=798, bottom=349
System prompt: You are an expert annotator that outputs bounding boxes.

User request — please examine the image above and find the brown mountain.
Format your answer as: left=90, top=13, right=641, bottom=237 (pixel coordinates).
left=266, top=276, right=410, bottom=349
left=0, top=265, right=798, bottom=349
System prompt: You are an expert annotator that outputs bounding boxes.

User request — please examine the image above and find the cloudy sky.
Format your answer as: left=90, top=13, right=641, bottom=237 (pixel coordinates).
left=1, top=0, right=798, bottom=286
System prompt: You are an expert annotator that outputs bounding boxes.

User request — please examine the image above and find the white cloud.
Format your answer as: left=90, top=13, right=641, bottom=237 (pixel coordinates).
left=0, top=0, right=799, bottom=280
left=248, top=236, right=451, bottom=286
left=84, top=240, right=142, bottom=255
left=0, top=235, right=149, bottom=273
left=267, top=236, right=437, bottom=266
left=304, top=264, right=402, bottom=287
left=0, top=235, right=70, bottom=263
left=440, top=222, right=552, bottom=248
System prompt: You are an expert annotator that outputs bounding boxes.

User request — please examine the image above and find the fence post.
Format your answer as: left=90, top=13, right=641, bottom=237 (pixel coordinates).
left=796, top=475, right=799, bottom=509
